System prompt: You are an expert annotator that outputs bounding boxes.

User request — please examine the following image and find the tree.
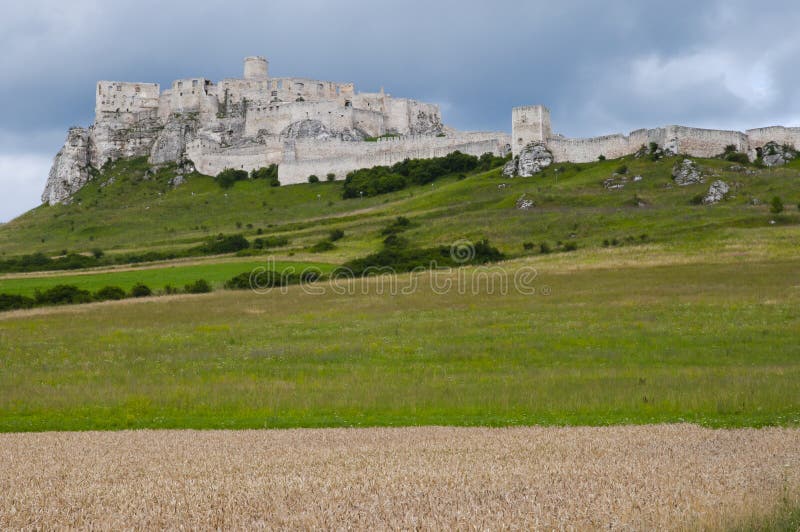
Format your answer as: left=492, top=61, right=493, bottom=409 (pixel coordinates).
left=770, top=196, right=784, bottom=214
left=308, top=175, right=320, bottom=183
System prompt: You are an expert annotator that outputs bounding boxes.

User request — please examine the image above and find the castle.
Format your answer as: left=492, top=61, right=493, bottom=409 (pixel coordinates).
left=511, top=105, right=800, bottom=163
left=42, top=57, right=800, bottom=204
left=41, top=57, right=510, bottom=204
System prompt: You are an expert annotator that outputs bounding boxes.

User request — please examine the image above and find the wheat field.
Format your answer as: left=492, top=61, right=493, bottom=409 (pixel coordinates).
left=1, top=425, right=798, bottom=530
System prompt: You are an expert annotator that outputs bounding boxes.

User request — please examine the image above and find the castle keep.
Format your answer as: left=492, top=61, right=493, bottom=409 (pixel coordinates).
left=511, top=105, right=800, bottom=163
left=42, top=57, right=510, bottom=204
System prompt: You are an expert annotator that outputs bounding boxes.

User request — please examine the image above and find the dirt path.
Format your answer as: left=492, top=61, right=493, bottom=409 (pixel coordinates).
left=1, top=425, right=797, bottom=529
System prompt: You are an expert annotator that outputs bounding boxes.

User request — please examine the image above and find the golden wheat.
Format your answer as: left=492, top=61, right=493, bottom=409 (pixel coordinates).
left=0, top=425, right=798, bottom=530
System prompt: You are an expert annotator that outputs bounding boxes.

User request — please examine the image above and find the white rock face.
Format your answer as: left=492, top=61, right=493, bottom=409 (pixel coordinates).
left=702, top=180, right=730, bottom=205
left=504, top=142, right=553, bottom=177
left=672, top=159, right=704, bottom=186
left=761, top=141, right=797, bottom=167
left=41, top=128, right=91, bottom=205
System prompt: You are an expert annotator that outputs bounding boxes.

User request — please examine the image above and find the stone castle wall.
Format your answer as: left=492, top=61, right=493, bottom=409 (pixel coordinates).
left=513, top=105, right=800, bottom=163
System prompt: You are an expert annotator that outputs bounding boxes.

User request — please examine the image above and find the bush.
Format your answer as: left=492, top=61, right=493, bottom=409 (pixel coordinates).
left=308, top=174, right=320, bottom=183
left=224, top=272, right=252, bottom=290
left=329, top=229, right=345, bottom=241
left=326, top=173, right=336, bottom=182
left=94, top=286, right=127, bottom=301
left=690, top=194, right=704, bottom=205
left=615, top=165, right=628, bottom=175
left=215, top=168, right=249, bottom=189
left=381, top=216, right=412, bottom=235
left=91, top=248, right=105, bottom=259
left=523, top=242, right=535, bottom=250
left=539, top=242, right=552, bottom=254
left=770, top=196, right=784, bottom=214
left=252, top=235, right=289, bottom=249
left=598, top=155, right=606, bottom=161
left=197, top=233, right=250, bottom=254
left=310, top=240, right=336, bottom=252
left=35, top=285, right=92, bottom=305
left=130, top=283, right=152, bottom=298
left=0, top=293, right=35, bottom=312
left=725, top=152, right=750, bottom=164
left=250, top=164, right=278, bottom=181
left=163, top=284, right=180, bottom=295
left=563, top=241, right=578, bottom=252
left=184, top=279, right=212, bottom=294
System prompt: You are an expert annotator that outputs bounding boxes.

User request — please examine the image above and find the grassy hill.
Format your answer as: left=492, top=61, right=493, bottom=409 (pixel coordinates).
left=2, top=153, right=798, bottom=262
left=1, top=152, right=799, bottom=431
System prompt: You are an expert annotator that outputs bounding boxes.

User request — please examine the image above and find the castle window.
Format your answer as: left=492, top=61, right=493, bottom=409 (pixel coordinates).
left=135, top=85, right=141, bottom=93
left=318, top=83, right=324, bottom=92
left=295, top=82, right=304, bottom=91
left=116, top=85, right=121, bottom=91
left=271, top=91, right=278, bottom=97
left=345, top=100, right=352, bottom=108
left=178, top=81, right=183, bottom=89
left=192, top=80, right=198, bottom=87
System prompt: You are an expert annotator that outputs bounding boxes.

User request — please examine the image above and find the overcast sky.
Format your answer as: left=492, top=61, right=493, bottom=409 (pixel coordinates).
left=2, top=0, right=799, bottom=221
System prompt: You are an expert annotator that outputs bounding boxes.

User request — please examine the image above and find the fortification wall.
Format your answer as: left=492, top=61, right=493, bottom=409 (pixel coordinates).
left=746, top=126, right=800, bottom=150
left=96, top=81, right=160, bottom=115
left=186, top=138, right=284, bottom=176
left=278, top=133, right=510, bottom=184
left=547, top=134, right=630, bottom=163
left=243, top=100, right=385, bottom=137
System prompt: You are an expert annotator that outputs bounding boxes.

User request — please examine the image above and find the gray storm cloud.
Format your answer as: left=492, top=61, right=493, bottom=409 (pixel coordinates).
left=1, top=0, right=799, bottom=221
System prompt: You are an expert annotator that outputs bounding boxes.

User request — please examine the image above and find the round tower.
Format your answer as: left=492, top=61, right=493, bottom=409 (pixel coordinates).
left=243, top=56, right=269, bottom=80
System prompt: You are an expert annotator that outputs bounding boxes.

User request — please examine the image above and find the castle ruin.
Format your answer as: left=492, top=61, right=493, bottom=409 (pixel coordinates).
left=511, top=105, right=800, bottom=164
left=42, top=56, right=511, bottom=204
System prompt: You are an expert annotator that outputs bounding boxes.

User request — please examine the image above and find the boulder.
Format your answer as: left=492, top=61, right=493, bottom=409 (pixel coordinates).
left=672, top=159, right=704, bottom=186
left=516, top=195, right=535, bottom=210
left=702, top=180, right=729, bottom=205
left=760, top=141, right=797, bottom=167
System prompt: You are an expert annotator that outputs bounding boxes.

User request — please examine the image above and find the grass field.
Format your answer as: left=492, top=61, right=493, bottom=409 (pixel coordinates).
left=1, top=251, right=798, bottom=432
left=1, top=425, right=798, bottom=529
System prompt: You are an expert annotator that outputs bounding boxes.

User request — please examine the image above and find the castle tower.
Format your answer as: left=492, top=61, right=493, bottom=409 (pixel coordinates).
left=512, top=105, right=552, bottom=156
left=243, top=56, right=269, bottom=80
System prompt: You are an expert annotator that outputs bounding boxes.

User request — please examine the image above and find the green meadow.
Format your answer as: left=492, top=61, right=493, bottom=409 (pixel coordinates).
left=0, top=152, right=799, bottom=431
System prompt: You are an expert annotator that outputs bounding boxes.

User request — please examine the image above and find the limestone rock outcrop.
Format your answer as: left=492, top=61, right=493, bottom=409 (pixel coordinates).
left=151, top=115, right=199, bottom=165
left=672, top=159, right=704, bottom=186
left=41, top=128, right=91, bottom=205
left=702, top=180, right=730, bottom=205
left=761, top=141, right=797, bottom=167
left=503, top=142, right=553, bottom=177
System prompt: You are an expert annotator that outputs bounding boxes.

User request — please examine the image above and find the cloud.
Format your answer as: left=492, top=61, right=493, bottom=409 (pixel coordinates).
left=0, top=153, right=53, bottom=223
left=1, top=0, right=800, bottom=221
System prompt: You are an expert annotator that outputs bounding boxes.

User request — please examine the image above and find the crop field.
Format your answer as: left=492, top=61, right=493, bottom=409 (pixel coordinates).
left=1, top=425, right=798, bottom=529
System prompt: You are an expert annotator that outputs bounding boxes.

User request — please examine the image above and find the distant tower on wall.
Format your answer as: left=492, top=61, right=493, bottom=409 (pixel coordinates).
left=512, top=105, right=552, bottom=156
left=244, top=56, right=269, bottom=80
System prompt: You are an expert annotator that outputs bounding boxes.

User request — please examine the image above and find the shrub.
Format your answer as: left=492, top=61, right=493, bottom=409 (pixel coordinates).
left=215, top=168, right=249, bottom=189
left=224, top=272, right=252, bottom=290
left=539, top=242, right=552, bottom=254
left=94, top=286, right=127, bottom=301
left=310, top=240, right=336, bottom=252
left=252, top=235, right=289, bottom=249
left=615, top=165, right=628, bottom=175
left=250, top=164, right=279, bottom=181
left=523, top=242, right=535, bottom=250
left=308, top=174, right=320, bottom=184
left=130, top=283, right=152, bottom=298
left=598, top=155, right=606, bottom=161
left=563, top=241, right=578, bottom=252
left=381, top=216, right=412, bottom=235
left=725, top=152, right=750, bottom=164
left=184, top=279, right=212, bottom=294
left=197, top=233, right=250, bottom=254
left=0, top=294, right=35, bottom=312
left=326, top=173, right=336, bottom=182
left=163, top=284, right=180, bottom=295
left=329, top=229, right=345, bottom=241
left=770, top=196, right=784, bottom=214
left=690, top=194, right=704, bottom=205
left=91, top=248, right=105, bottom=259
left=35, top=285, right=92, bottom=305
